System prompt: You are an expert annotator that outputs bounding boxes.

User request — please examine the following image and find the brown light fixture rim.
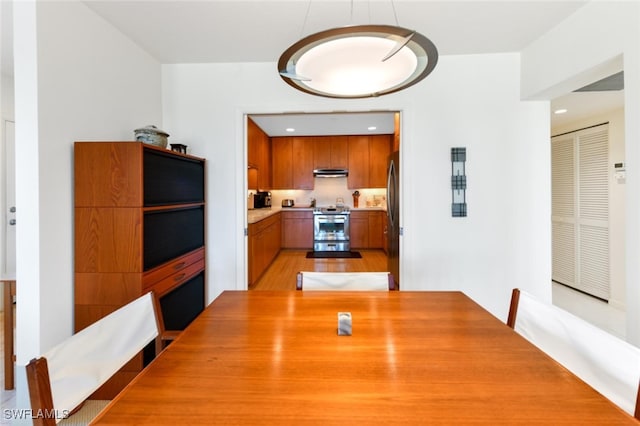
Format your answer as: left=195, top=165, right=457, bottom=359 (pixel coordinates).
left=277, top=24, right=439, bottom=99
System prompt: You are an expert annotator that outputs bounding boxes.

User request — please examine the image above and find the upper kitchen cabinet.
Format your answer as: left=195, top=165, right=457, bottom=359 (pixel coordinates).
left=272, top=137, right=314, bottom=190
left=313, top=136, right=348, bottom=169
left=247, top=118, right=271, bottom=190
left=369, top=135, right=392, bottom=188
left=347, top=134, right=392, bottom=189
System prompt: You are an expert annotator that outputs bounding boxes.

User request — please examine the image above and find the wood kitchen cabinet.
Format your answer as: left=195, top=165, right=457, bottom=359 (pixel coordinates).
left=272, top=137, right=314, bottom=189
left=350, top=210, right=385, bottom=249
left=74, top=142, right=206, bottom=398
left=248, top=213, right=281, bottom=286
left=281, top=210, right=314, bottom=248
left=248, top=118, right=271, bottom=189
left=347, top=135, right=392, bottom=189
left=349, top=211, right=369, bottom=248
left=313, top=136, right=348, bottom=169
left=368, top=211, right=385, bottom=248
left=369, top=135, right=392, bottom=188
left=347, top=136, right=369, bottom=189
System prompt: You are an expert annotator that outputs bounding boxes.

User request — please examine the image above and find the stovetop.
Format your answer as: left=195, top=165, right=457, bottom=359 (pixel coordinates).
left=313, top=206, right=351, bottom=214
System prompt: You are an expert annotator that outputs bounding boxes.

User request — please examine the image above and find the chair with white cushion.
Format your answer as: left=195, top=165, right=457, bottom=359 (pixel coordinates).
left=507, top=288, right=640, bottom=419
left=26, top=291, right=168, bottom=426
left=296, top=271, right=395, bottom=291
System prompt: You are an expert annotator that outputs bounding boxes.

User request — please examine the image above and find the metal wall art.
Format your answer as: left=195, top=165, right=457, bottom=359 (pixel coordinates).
left=451, top=147, right=467, bottom=217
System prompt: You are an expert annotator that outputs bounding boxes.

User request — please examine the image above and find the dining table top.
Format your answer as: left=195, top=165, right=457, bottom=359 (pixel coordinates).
left=91, top=290, right=637, bottom=425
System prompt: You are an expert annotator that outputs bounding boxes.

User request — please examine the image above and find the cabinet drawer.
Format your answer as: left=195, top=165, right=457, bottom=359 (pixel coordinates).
left=350, top=211, right=368, bottom=220
left=281, top=211, right=312, bottom=219
left=144, top=257, right=205, bottom=296
left=143, top=247, right=204, bottom=288
left=253, top=213, right=280, bottom=234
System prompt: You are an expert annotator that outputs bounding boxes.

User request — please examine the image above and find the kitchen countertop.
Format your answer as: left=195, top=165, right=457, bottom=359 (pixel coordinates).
left=248, top=206, right=385, bottom=224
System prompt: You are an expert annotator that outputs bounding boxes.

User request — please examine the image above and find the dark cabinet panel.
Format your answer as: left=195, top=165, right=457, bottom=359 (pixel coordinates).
left=144, top=206, right=205, bottom=270
left=144, top=149, right=205, bottom=206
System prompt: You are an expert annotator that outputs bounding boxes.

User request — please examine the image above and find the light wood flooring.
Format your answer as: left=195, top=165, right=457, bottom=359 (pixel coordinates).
left=250, top=249, right=388, bottom=290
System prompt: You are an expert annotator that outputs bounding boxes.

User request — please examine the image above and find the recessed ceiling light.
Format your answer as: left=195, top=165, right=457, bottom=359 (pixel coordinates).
left=554, top=108, right=568, bottom=115
left=286, top=128, right=295, bottom=132
left=368, top=126, right=377, bottom=131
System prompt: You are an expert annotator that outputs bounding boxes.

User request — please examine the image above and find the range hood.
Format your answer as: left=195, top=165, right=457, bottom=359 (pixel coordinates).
left=313, top=168, right=349, bottom=178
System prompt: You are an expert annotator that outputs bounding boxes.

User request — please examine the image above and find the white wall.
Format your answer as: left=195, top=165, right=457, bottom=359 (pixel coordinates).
left=162, top=53, right=550, bottom=320
left=13, top=0, right=162, bottom=368
left=552, top=108, right=626, bottom=311
left=1, top=74, right=14, bottom=120
left=521, top=1, right=640, bottom=345
left=0, top=70, right=15, bottom=315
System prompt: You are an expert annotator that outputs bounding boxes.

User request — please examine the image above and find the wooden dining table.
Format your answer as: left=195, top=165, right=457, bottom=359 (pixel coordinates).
left=91, top=291, right=637, bottom=425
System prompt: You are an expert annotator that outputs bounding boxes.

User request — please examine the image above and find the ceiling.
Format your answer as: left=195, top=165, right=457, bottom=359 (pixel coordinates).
left=81, top=1, right=587, bottom=63
left=3, top=1, right=624, bottom=134
left=251, top=112, right=396, bottom=137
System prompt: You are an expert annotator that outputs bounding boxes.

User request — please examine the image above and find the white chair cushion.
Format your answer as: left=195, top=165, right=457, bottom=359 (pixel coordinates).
left=515, top=290, right=640, bottom=416
left=43, top=292, right=158, bottom=419
left=300, top=272, right=390, bottom=291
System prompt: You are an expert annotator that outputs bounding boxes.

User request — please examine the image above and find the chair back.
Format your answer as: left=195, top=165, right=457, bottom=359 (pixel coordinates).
left=507, top=288, right=640, bottom=419
left=296, top=271, right=395, bottom=291
left=26, top=292, right=160, bottom=424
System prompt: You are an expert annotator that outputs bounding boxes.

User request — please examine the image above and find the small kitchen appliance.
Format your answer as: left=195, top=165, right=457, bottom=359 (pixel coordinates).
left=254, top=191, right=272, bottom=209
left=282, top=199, right=295, bottom=207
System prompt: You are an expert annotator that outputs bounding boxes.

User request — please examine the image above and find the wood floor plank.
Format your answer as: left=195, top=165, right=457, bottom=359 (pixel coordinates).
left=251, top=249, right=388, bottom=290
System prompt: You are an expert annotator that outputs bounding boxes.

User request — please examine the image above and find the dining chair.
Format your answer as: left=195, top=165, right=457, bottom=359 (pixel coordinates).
left=296, top=271, right=395, bottom=291
left=26, top=291, right=171, bottom=426
left=507, top=288, right=640, bottom=419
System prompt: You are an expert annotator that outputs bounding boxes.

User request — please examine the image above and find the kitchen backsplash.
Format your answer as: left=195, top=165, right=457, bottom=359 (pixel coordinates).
left=263, top=177, right=386, bottom=208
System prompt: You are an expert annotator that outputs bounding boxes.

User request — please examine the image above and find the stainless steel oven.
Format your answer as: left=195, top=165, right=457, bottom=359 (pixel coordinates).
left=313, top=207, right=350, bottom=251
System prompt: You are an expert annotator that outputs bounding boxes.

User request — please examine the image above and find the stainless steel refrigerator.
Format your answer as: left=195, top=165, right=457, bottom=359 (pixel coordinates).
left=386, top=151, right=400, bottom=287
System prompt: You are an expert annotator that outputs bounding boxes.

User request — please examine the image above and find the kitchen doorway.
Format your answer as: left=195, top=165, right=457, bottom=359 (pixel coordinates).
left=245, top=111, right=402, bottom=290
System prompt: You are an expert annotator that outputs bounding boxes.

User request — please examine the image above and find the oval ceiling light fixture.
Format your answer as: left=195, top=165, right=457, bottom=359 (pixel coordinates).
left=278, top=25, right=438, bottom=99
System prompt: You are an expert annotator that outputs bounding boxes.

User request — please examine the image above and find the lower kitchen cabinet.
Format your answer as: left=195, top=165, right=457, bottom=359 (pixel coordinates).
left=248, top=213, right=281, bottom=286
left=350, top=211, right=385, bottom=249
left=368, top=211, right=384, bottom=248
left=281, top=211, right=313, bottom=249
left=350, top=211, right=369, bottom=248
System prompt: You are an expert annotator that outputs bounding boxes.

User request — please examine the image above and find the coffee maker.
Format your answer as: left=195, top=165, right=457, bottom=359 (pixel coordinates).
left=253, top=191, right=272, bottom=209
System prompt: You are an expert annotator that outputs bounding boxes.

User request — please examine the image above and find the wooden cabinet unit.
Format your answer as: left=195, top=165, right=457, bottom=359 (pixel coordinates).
left=347, top=136, right=369, bottom=189
left=313, top=136, right=348, bottom=169
left=347, top=135, right=392, bottom=189
left=281, top=210, right=314, bottom=249
left=248, top=213, right=281, bottom=286
left=74, top=142, right=206, bottom=397
left=349, top=211, right=369, bottom=249
left=271, top=137, right=293, bottom=189
left=248, top=118, right=271, bottom=189
left=369, top=135, right=392, bottom=188
left=272, top=137, right=314, bottom=189
left=293, top=137, right=314, bottom=189
left=350, top=210, right=385, bottom=249
left=368, top=211, right=385, bottom=248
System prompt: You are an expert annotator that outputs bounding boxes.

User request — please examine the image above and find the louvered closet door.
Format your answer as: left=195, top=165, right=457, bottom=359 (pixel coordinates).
left=551, top=124, right=609, bottom=300
left=552, top=136, right=576, bottom=287
left=577, top=127, right=609, bottom=299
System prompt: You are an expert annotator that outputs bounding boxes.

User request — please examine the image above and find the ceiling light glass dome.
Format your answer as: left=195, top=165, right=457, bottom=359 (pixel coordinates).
left=278, top=25, right=438, bottom=99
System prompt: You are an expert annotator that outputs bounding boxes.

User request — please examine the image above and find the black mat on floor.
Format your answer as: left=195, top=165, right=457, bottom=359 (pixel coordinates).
left=306, top=251, right=362, bottom=259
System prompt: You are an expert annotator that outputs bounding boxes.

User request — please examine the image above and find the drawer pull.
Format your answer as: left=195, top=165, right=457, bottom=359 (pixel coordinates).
left=173, top=262, right=186, bottom=270
left=174, top=273, right=186, bottom=282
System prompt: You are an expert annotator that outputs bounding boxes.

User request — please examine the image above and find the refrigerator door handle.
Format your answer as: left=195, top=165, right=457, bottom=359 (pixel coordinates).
left=387, top=159, right=396, bottom=227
